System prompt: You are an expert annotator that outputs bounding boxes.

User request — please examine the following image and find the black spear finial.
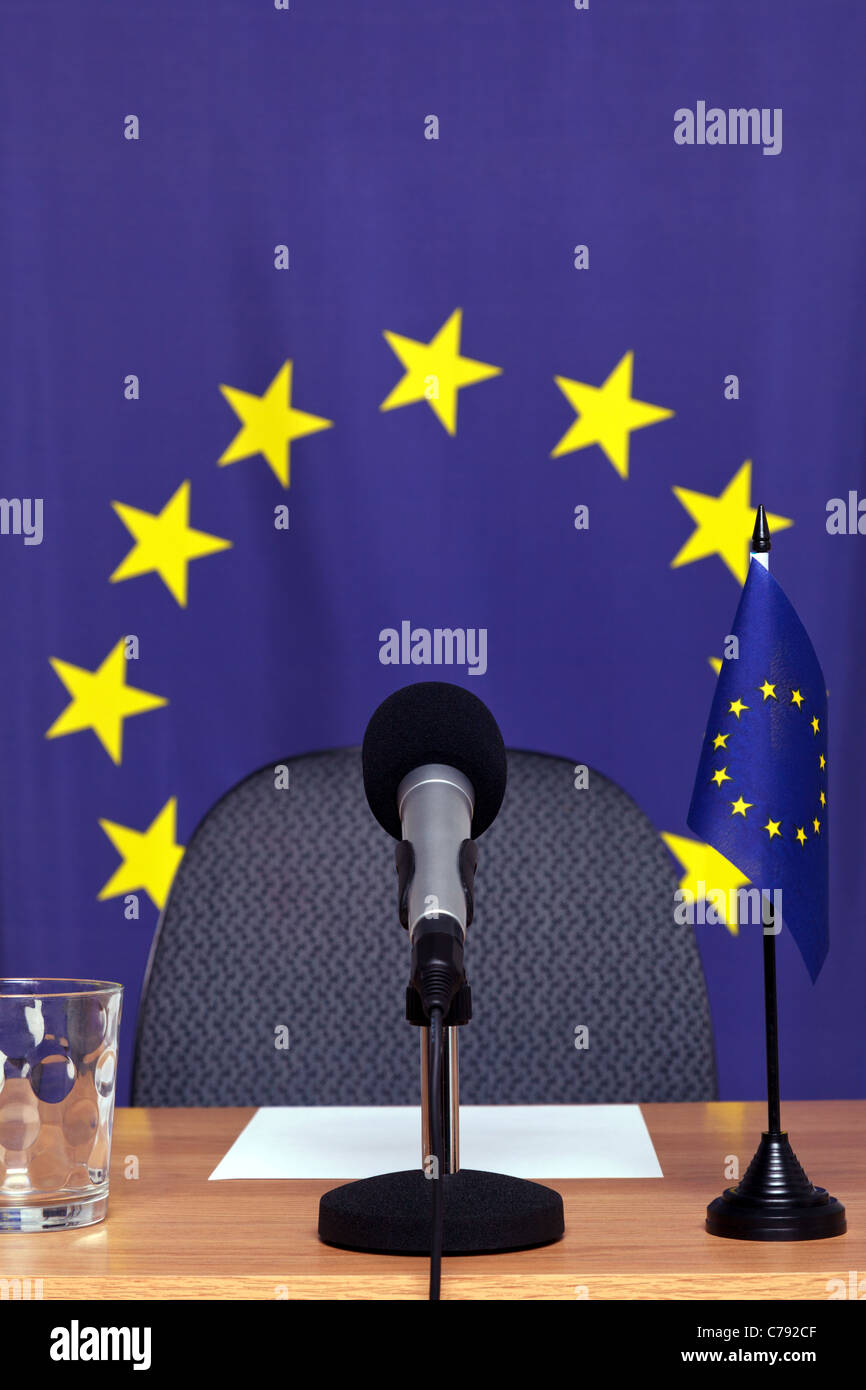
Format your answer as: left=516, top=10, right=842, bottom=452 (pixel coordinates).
left=751, top=503, right=771, bottom=554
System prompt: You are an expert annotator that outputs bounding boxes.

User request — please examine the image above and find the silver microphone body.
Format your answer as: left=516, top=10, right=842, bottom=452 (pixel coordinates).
left=397, top=763, right=475, bottom=941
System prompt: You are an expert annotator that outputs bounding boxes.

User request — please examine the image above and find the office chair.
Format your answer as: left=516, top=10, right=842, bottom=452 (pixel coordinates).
left=132, top=748, right=717, bottom=1105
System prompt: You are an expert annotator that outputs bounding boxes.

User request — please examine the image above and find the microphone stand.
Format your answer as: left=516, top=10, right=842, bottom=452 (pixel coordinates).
left=420, top=1024, right=459, bottom=1175
left=318, top=848, right=565, bottom=1259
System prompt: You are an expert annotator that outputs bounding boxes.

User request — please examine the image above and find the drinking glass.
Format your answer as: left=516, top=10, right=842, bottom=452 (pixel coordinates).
left=0, top=979, right=123, bottom=1231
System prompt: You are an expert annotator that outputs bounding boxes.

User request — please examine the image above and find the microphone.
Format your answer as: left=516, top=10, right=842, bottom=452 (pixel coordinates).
left=362, top=681, right=507, bottom=1017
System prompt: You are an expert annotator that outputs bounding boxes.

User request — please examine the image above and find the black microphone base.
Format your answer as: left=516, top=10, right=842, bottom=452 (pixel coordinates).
left=318, top=1168, right=565, bottom=1255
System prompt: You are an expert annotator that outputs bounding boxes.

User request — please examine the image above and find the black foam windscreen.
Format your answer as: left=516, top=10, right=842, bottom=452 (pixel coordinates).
left=362, top=681, right=507, bottom=840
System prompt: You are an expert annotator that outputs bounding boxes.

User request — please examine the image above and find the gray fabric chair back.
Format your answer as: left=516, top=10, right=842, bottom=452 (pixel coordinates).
left=132, top=748, right=716, bottom=1105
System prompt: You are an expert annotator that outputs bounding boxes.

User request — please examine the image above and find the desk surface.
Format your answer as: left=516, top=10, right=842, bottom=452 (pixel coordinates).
left=1, top=1102, right=861, bottom=1300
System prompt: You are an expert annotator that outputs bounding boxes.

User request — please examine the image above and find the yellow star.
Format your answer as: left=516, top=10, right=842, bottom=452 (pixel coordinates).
left=661, top=832, right=749, bottom=937
left=219, top=361, right=332, bottom=488
left=711, top=766, right=732, bottom=787
left=795, top=826, right=807, bottom=846
left=819, top=754, right=826, bottom=770
left=759, top=680, right=777, bottom=701
left=712, top=732, right=729, bottom=749
left=728, top=698, right=749, bottom=719
left=671, top=461, right=793, bottom=583
left=811, top=716, right=820, bottom=735
left=812, top=818, right=821, bottom=834
left=709, top=656, right=723, bottom=675
left=110, top=482, right=231, bottom=607
left=791, top=689, right=805, bottom=708
left=46, top=639, right=167, bottom=765
left=819, top=790, right=826, bottom=806
left=731, top=796, right=753, bottom=817
left=98, top=798, right=184, bottom=910
left=763, top=819, right=782, bottom=839
left=380, top=309, right=501, bottom=435
left=551, top=351, right=673, bottom=479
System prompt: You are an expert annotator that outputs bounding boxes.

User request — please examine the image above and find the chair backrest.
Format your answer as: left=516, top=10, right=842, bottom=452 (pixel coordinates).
left=132, top=748, right=716, bottom=1105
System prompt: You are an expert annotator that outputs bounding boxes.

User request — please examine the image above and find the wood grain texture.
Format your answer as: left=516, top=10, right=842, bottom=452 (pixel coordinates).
left=0, top=1102, right=861, bottom=1300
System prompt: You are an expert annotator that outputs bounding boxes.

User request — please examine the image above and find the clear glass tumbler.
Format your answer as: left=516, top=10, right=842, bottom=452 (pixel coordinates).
left=0, top=979, right=123, bottom=1231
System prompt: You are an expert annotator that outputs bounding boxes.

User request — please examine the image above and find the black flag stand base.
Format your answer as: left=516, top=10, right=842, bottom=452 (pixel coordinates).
left=706, top=915, right=846, bottom=1241
left=706, top=1130, right=846, bottom=1242
left=318, top=1167, right=564, bottom=1255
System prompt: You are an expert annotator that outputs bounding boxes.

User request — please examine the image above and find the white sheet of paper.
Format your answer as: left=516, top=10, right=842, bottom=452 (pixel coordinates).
left=208, top=1105, right=663, bottom=1181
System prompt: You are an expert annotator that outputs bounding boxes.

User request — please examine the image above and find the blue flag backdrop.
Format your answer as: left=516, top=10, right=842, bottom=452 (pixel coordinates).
left=688, top=558, right=829, bottom=982
left=1, top=1, right=865, bottom=1103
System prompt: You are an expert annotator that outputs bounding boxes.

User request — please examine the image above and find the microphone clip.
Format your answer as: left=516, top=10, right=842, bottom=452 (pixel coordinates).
left=394, top=838, right=478, bottom=930
left=406, top=978, right=472, bottom=1028
left=395, top=838, right=478, bottom=1021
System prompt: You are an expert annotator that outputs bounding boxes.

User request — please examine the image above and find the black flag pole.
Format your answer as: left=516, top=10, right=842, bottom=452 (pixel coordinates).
left=762, top=896, right=782, bottom=1137
left=750, top=506, right=783, bottom=1138
left=705, top=507, right=845, bottom=1240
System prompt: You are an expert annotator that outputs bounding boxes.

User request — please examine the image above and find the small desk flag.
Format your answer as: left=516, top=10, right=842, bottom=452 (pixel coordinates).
left=687, top=559, right=829, bottom=980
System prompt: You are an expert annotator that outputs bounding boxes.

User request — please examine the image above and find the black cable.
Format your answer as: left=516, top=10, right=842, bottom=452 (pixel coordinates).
left=428, top=1005, right=444, bottom=1301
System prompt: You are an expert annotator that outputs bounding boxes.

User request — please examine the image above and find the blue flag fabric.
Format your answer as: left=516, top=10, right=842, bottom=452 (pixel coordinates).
left=688, top=559, right=828, bottom=980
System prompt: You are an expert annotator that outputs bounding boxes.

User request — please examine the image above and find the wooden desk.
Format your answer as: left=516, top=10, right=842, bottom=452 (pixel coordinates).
left=0, top=1102, right=861, bottom=1300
